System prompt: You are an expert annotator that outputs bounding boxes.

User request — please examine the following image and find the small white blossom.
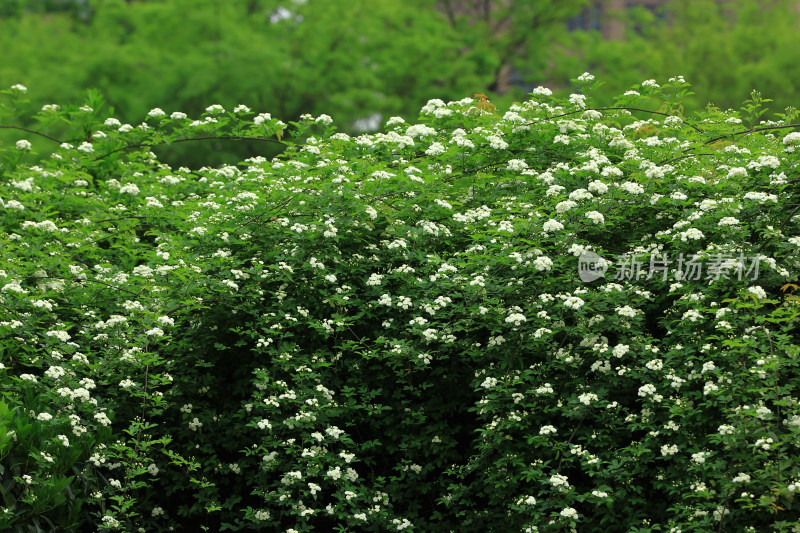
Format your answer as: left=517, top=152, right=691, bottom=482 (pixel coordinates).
left=747, top=286, right=767, bottom=299
left=560, top=507, right=579, bottom=519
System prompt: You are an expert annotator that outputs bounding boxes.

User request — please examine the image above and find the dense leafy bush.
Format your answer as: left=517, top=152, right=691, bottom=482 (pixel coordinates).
left=1, top=76, right=799, bottom=532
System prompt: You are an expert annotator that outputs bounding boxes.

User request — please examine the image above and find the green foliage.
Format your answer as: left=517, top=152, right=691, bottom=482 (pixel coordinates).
left=0, top=0, right=592, bottom=168
left=0, top=78, right=800, bottom=532
left=553, top=0, right=800, bottom=117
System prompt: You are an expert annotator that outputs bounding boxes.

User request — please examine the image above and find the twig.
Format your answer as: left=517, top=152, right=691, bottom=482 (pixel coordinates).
left=704, top=122, right=800, bottom=145
left=525, top=106, right=706, bottom=135
left=94, top=135, right=285, bottom=161
left=0, top=125, right=64, bottom=144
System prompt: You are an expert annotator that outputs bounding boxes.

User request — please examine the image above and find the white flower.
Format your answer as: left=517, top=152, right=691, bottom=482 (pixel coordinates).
left=569, top=93, right=586, bottom=108
left=691, top=452, right=707, bottom=464
left=550, top=474, right=569, bottom=487
left=556, top=200, right=577, bottom=214
left=718, top=424, right=735, bottom=435
left=585, top=211, right=604, bottom=224
left=119, top=183, right=140, bottom=195
left=326, top=426, right=345, bottom=439
left=480, top=377, right=498, bottom=389
left=645, top=359, right=663, bottom=371
left=542, top=219, right=564, bottom=232
left=588, top=180, right=609, bottom=193
left=564, top=296, right=585, bottom=310
left=405, top=124, right=435, bottom=138
left=10, top=84, right=27, bottom=92
left=15, top=140, right=32, bottom=151
left=425, top=142, right=445, bottom=156
left=533, top=256, right=553, bottom=271
left=366, top=273, right=383, bottom=286
left=678, top=228, right=704, bottom=241
left=569, top=188, right=593, bottom=201
left=727, top=167, right=748, bottom=178
left=747, top=286, right=767, bottom=299
left=743, top=191, right=778, bottom=203
left=682, top=309, right=702, bottom=322
left=661, top=444, right=679, bottom=456
left=532, top=86, right=553, bottom=97
left=486, top=135, right=508, bottom=149
left=77, top=142, right=94, bottom=153
left=612, top=344, right=629, bottom=358
left=578, top=392, right=599, bottom=405
left=505, top=313, right=527, bottom=326
left=45, top=366, right=66, bottom=379
left=732, top=473, right=751, bottom=483
left=577, top=72, right=595, bottom=82
left=46, top=330, right=71, bottom=342
left=619, top=181, right=644, bottom=194
left=638, top=384, right=657, bottom=397
left=507, top=159, right=528, bottom=172
left=37, top=412, right=53, bottom=421
left=148, top=108, right=166, bottom=117
left=782, top=132, right=800, bottom=146
left=560, top=507, right=579, bottom=519
left=94, top=412, right=112, bottom=426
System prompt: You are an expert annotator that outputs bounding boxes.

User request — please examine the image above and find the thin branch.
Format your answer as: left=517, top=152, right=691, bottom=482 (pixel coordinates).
left=657, top=122, right=800, bottom=166
left=19, top=275, right=140, bottom=296
left=777, top=204, right=800, bottom=232
left=0, top=125, right=64, bottom=144
left=658, top=152, right=715, bottom=166
left=526, top=107, right=706, bottom=135
left=704, top=122, right=800, bottom=145
left=92, top=215, right=150, bottom=224
left=93, top=135, right=285, bottom=161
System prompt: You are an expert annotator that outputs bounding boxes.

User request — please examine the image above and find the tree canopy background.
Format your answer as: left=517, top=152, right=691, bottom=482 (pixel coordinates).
left=1, top=0, right=799, bottom=167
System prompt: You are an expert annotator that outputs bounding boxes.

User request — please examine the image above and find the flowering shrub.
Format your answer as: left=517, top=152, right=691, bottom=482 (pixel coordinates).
left=1, top=76, right=799, bottom=532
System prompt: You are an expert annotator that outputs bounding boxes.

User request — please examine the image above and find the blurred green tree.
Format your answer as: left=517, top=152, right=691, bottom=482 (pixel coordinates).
left=0, top=0, right=588, bottom=167
left=551, top=0, right=800, bottom=116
